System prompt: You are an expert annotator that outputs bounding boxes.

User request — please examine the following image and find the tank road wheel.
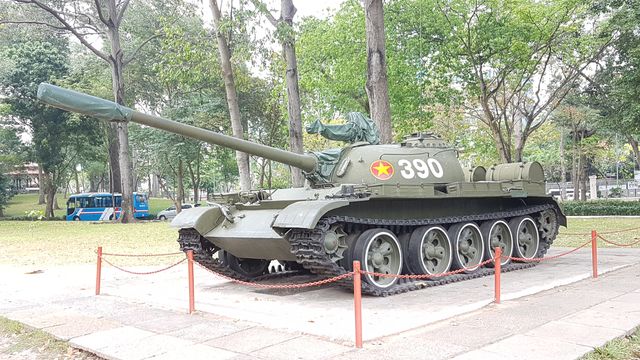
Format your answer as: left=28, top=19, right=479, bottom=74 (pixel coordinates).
left=353, top=229, right=403, bottom=290
left=407, top=226, right=453, bottom=277
left=323, top=224, right=348, bottom=263
left=449, top=222, right=484, bottom=272
left=221, top=251, right=270, bottom=278
left=509, top=216, right=540, bottom=260
left=480, top=220, right=513, bottom=267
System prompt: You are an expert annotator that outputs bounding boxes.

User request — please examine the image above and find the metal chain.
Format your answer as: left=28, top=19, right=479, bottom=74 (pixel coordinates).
left=359, top=258, right=496, bottom=279
left=194, top=262, right=353, bottom=289
left=100, top=251, right=184, bottom=257
left=597, top=235, right=640, bottom=247
left=101, top=256, right=187, bottom=275
left=506, top=239, right=592, bottom=262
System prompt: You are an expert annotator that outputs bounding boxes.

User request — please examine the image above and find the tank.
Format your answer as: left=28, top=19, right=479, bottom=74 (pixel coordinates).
left=38, top=83, right=566, bottom=296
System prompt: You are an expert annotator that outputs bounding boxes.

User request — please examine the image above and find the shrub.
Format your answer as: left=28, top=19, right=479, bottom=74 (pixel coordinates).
left=560, top=200, right=640, bottom=216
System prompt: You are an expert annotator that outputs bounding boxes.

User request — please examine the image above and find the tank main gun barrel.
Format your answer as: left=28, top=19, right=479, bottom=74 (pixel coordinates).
left=37, top=83, right=318, bottom=173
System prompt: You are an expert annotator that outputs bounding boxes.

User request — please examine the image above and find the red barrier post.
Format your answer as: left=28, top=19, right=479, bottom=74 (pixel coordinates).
left=494, top=247, right=501, bottom=304
left=591, top=230, right=598, bottom=279
left=187, top=250, right=195, bottom=314
left=95, top=246, right=102, bottom=295
left=353, top=261, right=363, bottom=348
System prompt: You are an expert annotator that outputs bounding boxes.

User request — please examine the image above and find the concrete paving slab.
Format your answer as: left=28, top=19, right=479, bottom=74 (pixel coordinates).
left=148, top=343, right=240, bottom=360
left=99, top=334, right=191, bottom=360
left=6, top=308, right=75, bottom=329
left=251, top=336, right=352, bottom=360
left=450, top=349, right=514, bottom=360
left=134, top=312, right=207, bottom=334
left=70, top=326, right=155, bottom=351
left=205, top=327, right=299, bottom=353
left=480, top=334, right=592, bottom=360
left=523, top=320, right=626, bottom=348
left=45, top=315, right=122, bottom=340
left=165, top=320, right=253, bottom=343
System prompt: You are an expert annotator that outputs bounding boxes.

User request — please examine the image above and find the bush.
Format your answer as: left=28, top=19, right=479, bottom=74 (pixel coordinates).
left=561, top=200, right=640, bottom=216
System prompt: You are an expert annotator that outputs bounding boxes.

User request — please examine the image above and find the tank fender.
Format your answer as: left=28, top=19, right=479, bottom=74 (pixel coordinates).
left=170, top=206, right=224, bottom=235
left=272, top=200, right=351, bottom=230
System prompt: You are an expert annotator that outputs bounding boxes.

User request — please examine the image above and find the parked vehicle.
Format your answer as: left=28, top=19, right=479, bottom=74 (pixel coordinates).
left=66, top=192, right=150, bottom=221
left=157, top=204, right=198, bottom=220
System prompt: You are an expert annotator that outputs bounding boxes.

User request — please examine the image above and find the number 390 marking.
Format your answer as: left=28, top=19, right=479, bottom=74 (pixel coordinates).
left=398, top=159, right=444, bottom=179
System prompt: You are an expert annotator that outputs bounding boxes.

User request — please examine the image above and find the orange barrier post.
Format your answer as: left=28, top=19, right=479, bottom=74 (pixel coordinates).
left=494, top=247, right=501, bottom=304
left=187, top=250, right=195, bottom=314
left=353, top=261, right=363, bottom=348
left=591, top=230, right=598, bottom=279
left=95, top=246, right=102, bottom=295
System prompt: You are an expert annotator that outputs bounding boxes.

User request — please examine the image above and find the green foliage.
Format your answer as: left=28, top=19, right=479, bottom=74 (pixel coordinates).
left=560, top=200, right=640, bottom=216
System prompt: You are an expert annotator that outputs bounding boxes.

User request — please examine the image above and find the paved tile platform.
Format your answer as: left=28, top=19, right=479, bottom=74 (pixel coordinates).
left=1, top=247, right=639, bottom=360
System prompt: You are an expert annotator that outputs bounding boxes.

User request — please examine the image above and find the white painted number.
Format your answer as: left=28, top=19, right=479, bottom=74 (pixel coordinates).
left=398, top=158, right=444, bottom=179
left=427, top=158, right=444, bottom=178
left=398, top=159, right=414, bottom=179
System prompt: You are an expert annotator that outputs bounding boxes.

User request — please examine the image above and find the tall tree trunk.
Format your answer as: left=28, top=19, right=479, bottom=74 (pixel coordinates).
left=579, top=153, right=587, bottom=201
left=108, top=23, right=135, bottom=223
left=209, top=0, right=251, bottom=191
left=280, top=0, right=305, bottom=187
left=44, top=173, right=56, bottom=219
left=363, top=0, right=393, bottom=144
left=74, top=169, right=80, bottom=193
left=37, top=164, right=45, bottom=204
left=177, top=159, right=184, bottom=213
left=107, top=125, right=122, bottom=193
left=572, top=133, right=579, bottom=201
left=627, top=136, right=640, bottom=169
left=560, top=127, right=566, bottom=200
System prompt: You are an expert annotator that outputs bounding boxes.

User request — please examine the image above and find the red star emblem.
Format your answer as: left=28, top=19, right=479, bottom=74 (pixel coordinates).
left=370, top=160, right=394, bottom=180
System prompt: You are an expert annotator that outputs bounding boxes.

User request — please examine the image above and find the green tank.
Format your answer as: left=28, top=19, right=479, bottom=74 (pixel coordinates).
left=38, top=83, right=566, bottom=296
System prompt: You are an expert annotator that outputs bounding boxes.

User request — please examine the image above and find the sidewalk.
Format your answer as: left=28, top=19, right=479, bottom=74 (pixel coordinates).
left=1, top=248, right=640, bottom=360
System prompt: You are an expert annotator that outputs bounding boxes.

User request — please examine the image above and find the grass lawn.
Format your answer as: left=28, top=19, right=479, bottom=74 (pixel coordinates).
left=0, top=316, right=97, bottom=359
left=582, top=326, right=640, bottom=359
left=556, top=217, right=640, bottom=248
left=0, top=221, right=180, bottom=267
left=2, top=193, right=175, bottom=219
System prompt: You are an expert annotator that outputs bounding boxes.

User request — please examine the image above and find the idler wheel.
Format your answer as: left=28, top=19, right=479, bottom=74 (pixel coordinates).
left=220, top=250, right=270, bottom=278
left=353, top=228, right=403, bottom=290
left=480, top=220, right=513, bottom=267
left=449, top=222, right=484, bottom=272
left=406, top=226, right=453, bottom=277
left=509, top=216, right=540, bottom=260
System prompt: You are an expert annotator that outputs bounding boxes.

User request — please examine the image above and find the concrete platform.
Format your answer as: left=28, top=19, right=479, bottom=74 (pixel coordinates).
left=1, top=247, right=640, bottom=360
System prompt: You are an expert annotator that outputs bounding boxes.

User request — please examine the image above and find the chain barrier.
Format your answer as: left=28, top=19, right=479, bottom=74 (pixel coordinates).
left=597, top=234, right=640, bottom=247
left=194, top=262, right=353, bottom=289
left=100, top=255, right=187, bottom=275
left=360, top=258, right=495, bottom=279
left=101, top=251, right=183, bottom=257
left=506, top=239, right=592, bottom=262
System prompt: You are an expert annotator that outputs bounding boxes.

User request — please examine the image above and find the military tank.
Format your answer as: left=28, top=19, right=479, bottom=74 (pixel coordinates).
left=38, top=83, right=566, bottom=296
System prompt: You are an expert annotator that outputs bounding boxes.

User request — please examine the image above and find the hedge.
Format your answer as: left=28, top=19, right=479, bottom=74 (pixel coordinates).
left=560, top=200, right=640, bottom=216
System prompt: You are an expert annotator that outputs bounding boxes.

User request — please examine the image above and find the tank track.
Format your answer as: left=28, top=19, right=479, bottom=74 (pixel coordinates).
left=287, top=204, right=559, bottom=296
left=177, top=229, right=298, bottom=282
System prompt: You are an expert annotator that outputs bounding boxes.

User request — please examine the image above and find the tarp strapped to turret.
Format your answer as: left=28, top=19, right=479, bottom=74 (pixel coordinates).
left=305, top=112, right=380, bottom=183
left=306, top=112, right=380, bottom=145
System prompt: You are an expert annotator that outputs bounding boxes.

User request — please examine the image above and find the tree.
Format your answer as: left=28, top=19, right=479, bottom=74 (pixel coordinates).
left=585, top=0, right=640, bottom=169
left=436, top=0, right=610, bottom=163
left=0, top=126, right=26, bottom=217
left=4, top=0, right=162, bottom=222
left=363, top=0, right=393, bottom=144
left=249, top=0, right=305, bottom=187
left=0, top=39, right=100, bottom=217
left=208, top=0, right=251, bottom=191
